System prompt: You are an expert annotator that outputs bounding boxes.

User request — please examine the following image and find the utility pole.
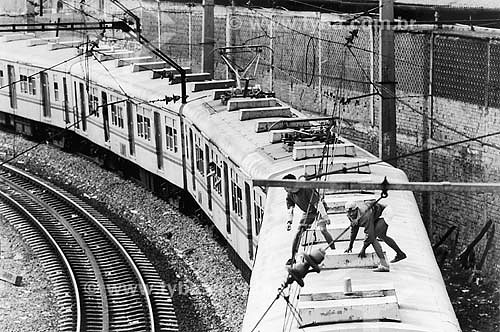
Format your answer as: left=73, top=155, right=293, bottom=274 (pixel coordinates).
left=379, top=0, right=397, bottom=165
left=157, top=0, right=161, bottom=50
left=202, top=0, right=215, bottom=77
left=226, top=0, right=236, bottom=80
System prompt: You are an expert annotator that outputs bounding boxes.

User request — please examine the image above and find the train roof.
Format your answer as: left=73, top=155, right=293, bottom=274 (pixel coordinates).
left=242, top=168, right=461, bottom=331
left=0, top=34, right=403, bottom=181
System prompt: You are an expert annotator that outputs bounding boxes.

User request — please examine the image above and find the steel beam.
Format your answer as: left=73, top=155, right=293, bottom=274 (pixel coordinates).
left=252, top=179, right=500, bottom=192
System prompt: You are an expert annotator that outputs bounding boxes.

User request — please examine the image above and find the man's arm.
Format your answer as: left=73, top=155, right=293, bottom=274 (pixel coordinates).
left=287, top=206, right=294, bottom=231
left=286, top=193, right=294, bottom=231
left=345, top=223, right=359, bottom=252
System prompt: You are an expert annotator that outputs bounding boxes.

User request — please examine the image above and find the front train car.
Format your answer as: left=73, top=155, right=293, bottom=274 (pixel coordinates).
left=242, top=140, right=462, bottom=331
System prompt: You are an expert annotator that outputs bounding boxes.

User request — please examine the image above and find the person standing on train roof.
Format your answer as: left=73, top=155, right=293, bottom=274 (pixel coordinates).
left=344, top=200, right=407, bottom=272
left=283, top=173, right=335, bottom=266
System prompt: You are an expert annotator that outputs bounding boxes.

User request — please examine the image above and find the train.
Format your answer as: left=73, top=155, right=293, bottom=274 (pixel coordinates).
left=0, top=32, right=461, bottom=331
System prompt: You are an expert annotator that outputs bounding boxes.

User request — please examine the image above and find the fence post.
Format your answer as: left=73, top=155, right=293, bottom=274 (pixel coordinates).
left=370, top=22, right=376, bottom=125
left=269, top=10, right=274, bottom=92
left=485, top=39, right=491, bottom=109
left=423, top=31, right=435, bottom=235
left=318, top=12, right=323, bottom=114
left=188, top=4, right=193, bottom=68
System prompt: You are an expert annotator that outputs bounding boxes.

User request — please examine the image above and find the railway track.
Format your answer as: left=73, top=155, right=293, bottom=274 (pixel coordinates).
left=0, top=164, right=178, bottom=332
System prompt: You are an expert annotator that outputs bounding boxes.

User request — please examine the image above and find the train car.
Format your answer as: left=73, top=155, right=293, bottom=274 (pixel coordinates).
left=241, top=152, right=462, bottom=331
left=0, top=33, right=461, bottom=331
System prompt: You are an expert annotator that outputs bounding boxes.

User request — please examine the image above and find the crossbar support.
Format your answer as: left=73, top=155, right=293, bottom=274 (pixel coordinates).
left=252, top=179, right=500, bottom=192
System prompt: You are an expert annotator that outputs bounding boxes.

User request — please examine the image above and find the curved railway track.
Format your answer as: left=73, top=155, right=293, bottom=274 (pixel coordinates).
left=0, top=164, right=178, bottom=332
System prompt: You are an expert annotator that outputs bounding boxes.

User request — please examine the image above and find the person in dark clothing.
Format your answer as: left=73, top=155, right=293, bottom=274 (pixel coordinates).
left=344, top=200, right=407, bottom=272
left=284, top=174, right=335, bottom=265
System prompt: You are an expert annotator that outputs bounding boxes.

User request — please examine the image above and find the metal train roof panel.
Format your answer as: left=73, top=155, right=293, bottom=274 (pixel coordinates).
left=0, top=37, right=80, bottom=73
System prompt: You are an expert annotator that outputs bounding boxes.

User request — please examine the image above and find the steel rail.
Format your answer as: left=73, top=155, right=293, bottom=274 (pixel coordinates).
left=2, top=163, right=158, bottom=332
left=0, top=191, right=82, bottom=332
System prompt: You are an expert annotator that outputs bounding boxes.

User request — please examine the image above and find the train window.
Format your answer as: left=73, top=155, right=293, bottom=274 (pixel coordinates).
left=253, top=191, right=264, bottom=235
left=117, top=103, right=124, bottom=128
left=137, top=114, right=143, bottom=137
left=211, top=152, right=222, bottom=196
left=165, top=117, right=178, bottom=153
left=0, top=69, right=4, bottom=86
left=53, top=75, right=59, bottom=101
left=111, top=96, right=117, bottom=125
left=20, top=74, right=28, bottom=94
left=231, top=169, right=243, bottom=217
left=73, top=81, right=80, bottom=129
left=89, top=87, right=99, bottom=117
left=195, top=135, right=204, bottom=174
left=28, top=74, right=36, bottom=96
left=136, top=107, right=151, bottom=141
left=110, top=95, right=124, bottom=128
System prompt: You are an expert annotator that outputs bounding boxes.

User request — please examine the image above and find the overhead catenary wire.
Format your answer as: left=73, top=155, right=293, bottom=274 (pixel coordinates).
left=246, top=6, right=432, bottom=70
left=0, top=50, right=86, bottom=91
left=0, top=95, right=169, bottom=169
left=302, top=128, right=500, bottom=180
left=345, top=45, right=500, bottom=152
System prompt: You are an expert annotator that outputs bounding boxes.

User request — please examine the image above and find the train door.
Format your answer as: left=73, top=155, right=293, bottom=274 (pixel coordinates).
left=205, top=144, right=212, bottom=211
left=101, top=91, right=110, bottom=142
left=126, top=101, right=135, bottom=156
left=7, top=65, right=17, bottom=109
left=79, top=83, right=87, bottom=131
left=73, top=81, right=79, bottom=129
left=62, top=77, right=70, bottom=124
left=189, top=128, right=195, bottom=190
left=40, top=72, right=51, bottom=117
left=223, top=161, right=231, bottom=234
left=244, top=182, right=254, bottom=260
left=154, top=111, right=163, bottom=170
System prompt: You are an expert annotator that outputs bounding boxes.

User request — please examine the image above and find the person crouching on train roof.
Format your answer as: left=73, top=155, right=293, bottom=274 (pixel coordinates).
left=344, top=200, right=407, bottom=272
left=283, top=173, right=335, bottom=266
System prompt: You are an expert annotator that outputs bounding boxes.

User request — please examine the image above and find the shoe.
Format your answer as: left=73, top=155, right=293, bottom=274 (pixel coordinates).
left=373, top=265, right=390, bottom=272
left=390, top=252, right=407, bottom=263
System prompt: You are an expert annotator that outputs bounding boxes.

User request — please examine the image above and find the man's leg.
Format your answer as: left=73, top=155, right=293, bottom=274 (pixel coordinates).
left=371, top=239, right=389, bottom=269
left=291, top=227, right=305, bottom=259
left=319, top=224, right=335, bottom=250
left=375, top=218, right=406, bottom=262
left=317, top=203, right=336, bottom=249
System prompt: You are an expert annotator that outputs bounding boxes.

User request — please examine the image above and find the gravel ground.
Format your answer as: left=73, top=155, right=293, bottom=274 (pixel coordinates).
left=442, top=263, right=499, bottom=332
left=0, top=132, right=249, bottom=332
left=0, top=216, right=58, bottom=332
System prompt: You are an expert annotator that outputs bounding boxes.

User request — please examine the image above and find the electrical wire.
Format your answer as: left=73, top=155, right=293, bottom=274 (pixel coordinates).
left=0, top=51, right=86, bottom=91
left=315, top=129, right=500, bottom=178
left=346, top=46, right=500, bottom=152
left=247, top=6, right=437, bottom=70
left=91, top=51, right=129, bottom=97
left=0, top=95, right=168, bottom=168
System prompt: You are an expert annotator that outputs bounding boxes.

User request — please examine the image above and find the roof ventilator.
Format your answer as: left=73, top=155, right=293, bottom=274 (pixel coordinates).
left=115, top=56, right=152, bottom=67
left=298, top=283, right=401, bottom=326
left=293, top=143, right=356, bottom=161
